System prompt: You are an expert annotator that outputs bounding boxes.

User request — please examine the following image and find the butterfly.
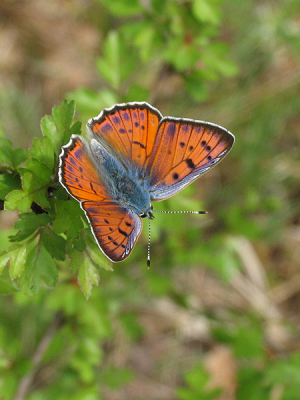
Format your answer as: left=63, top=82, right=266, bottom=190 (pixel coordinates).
left=58, top=102, right=234, bottom=265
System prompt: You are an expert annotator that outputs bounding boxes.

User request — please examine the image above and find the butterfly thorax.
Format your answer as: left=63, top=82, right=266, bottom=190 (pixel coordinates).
left=111, top=168, right=152, bottom=217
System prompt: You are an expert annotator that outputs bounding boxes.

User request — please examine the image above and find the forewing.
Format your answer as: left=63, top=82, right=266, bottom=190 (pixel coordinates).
left=87, top=102, right=162, bottom=169
left=83, top=202, right=142, bottom=262
left=59, top=135, right=110, bottom=202
left=146, top=118, right=235, bottom=200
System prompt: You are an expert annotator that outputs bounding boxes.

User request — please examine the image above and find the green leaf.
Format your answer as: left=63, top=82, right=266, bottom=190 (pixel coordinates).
left=20, top=158, right=52, bottom=209
left=52, top=100, right=75, bottom=140
left=101, top=0, right=143, bottom=16
left=0, top=173, right=21, bottom=199
left=29, top=136, right=55, bottom=170
left=12, top=147, right=27, bottom=167
left=4, top=189, right=33, bottom=212
left=9, top=245, right=27, bottom=279
left=0, top=251, right=10, bottom=274
left=53, top=199, right=84, bottom=240
left=192, top=0, right=221, bottom=25
left=42, top=228, right=66, bottom=261
left=40, top=115, right=58, bottom=151
left=67, top=88, right=117, bottom=120
left=76, top=251, right=100, bottom=299
left=86, top=234, right=113, bottom=271
left=25, top=158, right=52, bottom=185
left=41, top=100, right=76, bottom=155
left=164, top=40, right=200, bottom=71
left=22, top=242, right=58, bottom=294
left=0, top=138, right=13, bottom=166
left=10, top=213, right=52, bottom=242
left=97, top=31, right=135, bottom=89
left=132, top=23, right=157, bottom=61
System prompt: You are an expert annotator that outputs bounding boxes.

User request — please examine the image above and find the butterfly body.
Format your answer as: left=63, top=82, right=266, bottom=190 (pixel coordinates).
left=83, top=136, right=153, bottom=218
left=59, top=102, right=234, bottom=262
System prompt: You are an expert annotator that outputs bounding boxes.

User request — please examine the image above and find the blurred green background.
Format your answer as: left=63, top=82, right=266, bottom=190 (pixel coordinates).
left=0, top=0, right=300, bottom=399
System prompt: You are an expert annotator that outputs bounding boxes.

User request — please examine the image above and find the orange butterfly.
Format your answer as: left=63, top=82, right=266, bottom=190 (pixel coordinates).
left=59, top=102, right=234, bottom=265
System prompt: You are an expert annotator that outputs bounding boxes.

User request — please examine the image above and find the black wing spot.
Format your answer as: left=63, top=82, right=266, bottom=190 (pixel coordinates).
left=125, top=221, right=132, bottom=227
left=119, top=128, right=126, bottom=134
left=79, top=167, right=83, bottom=172
left=108, top=236, right=113, bottom=241
left=207, top=155, right=212, bottom=161
left=186, top=159, right=195, bottom=169
left=101, top=123, right=113, bottom=133
left=167, top=123, right=176, bottom=137
left=189, top=145, right=194, bottom=151
left=173, top=172, right=179, bottom=180
left=133, top=141, right=146, bottom=149
left=179, top=142, right=185, bottom=148
left=119, top=227, right=129, bottom=237
left=112, top=116, right=121, bottom=124
left=109, top=227, right=113, bottom=232
left=121, top=244, right=126, bottom=249
left=134, top=122, right=139, bottom=127
left=104, top=219, right=109, bottom=224
left=201, top=140, right=206, bottom=147
left=206, top=145, right=211, bottom=151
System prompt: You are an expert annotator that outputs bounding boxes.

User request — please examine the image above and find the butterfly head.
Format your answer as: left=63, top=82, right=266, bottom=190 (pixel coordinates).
left=139, top=205, right=154, bottom=220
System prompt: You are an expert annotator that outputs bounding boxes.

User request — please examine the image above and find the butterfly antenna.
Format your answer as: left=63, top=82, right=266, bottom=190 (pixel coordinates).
left=152, top=210, right=207, bottom=215
left=147, top=217, right=151, bottom=269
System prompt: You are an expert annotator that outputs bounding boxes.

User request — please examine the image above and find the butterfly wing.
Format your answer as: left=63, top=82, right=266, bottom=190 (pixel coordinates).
left=59, top=135, right=142, bottom=262
left=83, top=202, right=142, bottom=262
left=146, top=118, right=235, bottom=201
left=87, top=102, right=162, bottom=170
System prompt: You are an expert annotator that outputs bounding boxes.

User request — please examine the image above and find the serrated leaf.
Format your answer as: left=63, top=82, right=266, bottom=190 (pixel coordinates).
left=25, top=158, right=52, bottom=186
left=29, top=136, right=55, bottom=170
left=20, top=159, right=52, bottom=209
left=41, top=101, right=76, bottom=155
left=10, top=213, right=52, bottom=242
left=53, top=199, right=84, bottom=239
left=23, top=242, right=58, bottom=294
left=69, top=120, right=82, bottom=136
left=52, top=100, right=75, bottom=136
left=78, top=252, right=100, bottom=299
left=42, top=228, right=66, bottom=261
left=41, top=115, right=58, bottom=149
left=4, top=189, right=33, bottom=212
left=9, top=246, right=27, bottom=279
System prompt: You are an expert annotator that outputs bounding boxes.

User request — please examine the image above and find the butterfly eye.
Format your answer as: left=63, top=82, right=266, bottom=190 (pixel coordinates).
left=139, top=213, right=147, bottom=218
